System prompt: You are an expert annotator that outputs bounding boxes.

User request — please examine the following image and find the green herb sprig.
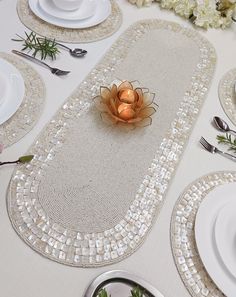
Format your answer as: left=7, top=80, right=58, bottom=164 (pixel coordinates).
left=0, top=155, right=34, bottom=167
left=217, top=133, right=236, bottom=153
left=97, top=288, right=110, bottom=297
left=97, top=286, right=144, bottom=297
left=12, top=31, right=60, bottom=60
left=130, top=286, right=145, bottom=297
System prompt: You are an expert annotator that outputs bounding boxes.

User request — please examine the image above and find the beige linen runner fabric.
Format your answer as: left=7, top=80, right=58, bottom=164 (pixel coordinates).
left=0, top=53, right=45, bottom=148
left=7, top=20, right=216, bottom=267
left=17, top=0, right=122, bottom=43
left=171, top=171, right=236, bottom=297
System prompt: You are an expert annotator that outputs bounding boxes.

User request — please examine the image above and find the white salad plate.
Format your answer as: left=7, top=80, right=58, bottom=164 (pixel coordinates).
left=215, top=199, right=236, bottom=279
left=0, top=58, right=25, bottom=125
left=38, top=0, right=96, bottom=21
left=195, top=183, right=236, bottom=297
left=29, top=0, right=111, bottom=29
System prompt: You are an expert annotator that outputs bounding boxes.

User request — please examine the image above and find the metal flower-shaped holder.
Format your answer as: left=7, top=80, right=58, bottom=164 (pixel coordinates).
left=94, top=80, right=158, bottom=130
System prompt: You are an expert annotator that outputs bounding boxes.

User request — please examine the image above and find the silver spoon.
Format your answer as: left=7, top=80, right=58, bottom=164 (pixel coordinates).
left=56, top=42, right=87, bottom=58
left=38, top=38, right=87, bottom=58
left=213, top=116, right=236, bottom=134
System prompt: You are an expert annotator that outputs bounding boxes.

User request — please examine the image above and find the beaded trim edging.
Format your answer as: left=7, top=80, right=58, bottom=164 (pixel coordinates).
left=0, top=53, right=45, bottom=148
left=7, top=20, right=216, bottom=267
left=17, top=0, right=122, bottom=43
left=170, top=171, right=236, bottom=297
left=218, top=68, right=236, bottom=126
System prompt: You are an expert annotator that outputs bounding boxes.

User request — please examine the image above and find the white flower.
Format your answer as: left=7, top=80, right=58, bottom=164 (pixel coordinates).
left=128, top=0, right=154, bottom=7
left=193, top=1, right=222, bottom=28
left=174, top=0, right=195, bottom=17
left=127, top=0, right=235, bottom=29
left=160, top=0, right=178, bottom=9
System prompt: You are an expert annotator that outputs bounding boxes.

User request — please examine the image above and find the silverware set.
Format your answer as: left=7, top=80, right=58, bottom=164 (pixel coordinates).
left=200, top=136, right=236, bottom=162
left=12, top=39, right=87, bottom=76
left=200, top=116, right=236, bottom=162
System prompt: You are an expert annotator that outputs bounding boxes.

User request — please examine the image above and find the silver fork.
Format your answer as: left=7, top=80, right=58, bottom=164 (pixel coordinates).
left=12, top=50, right=70, bottom=76
left=200, top=137, right=236, bottom=162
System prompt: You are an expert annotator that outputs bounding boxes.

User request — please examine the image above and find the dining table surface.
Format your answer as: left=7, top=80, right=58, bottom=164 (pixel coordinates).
left=0, top=1, right=236, bottom=297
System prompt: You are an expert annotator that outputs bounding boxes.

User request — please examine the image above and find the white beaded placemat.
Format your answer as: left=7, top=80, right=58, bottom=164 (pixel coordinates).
left=170, top=171, right=236, bottom=297
left=17, top=0, right=122, bottom=43
left=0, top=53, right=45, bottom=148
left=218, top=69, right=236, bottom=126
left=7, top=20, right=216, bottom=267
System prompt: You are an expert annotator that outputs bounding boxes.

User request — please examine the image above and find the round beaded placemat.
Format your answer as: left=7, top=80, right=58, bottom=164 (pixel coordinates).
left=218, top=68, right=236, bottom=126
left=17, top=0, right=122, bottom=43
left=170, top=171, right=236, bottom=297
left=0, top=53, right=45, bottom=148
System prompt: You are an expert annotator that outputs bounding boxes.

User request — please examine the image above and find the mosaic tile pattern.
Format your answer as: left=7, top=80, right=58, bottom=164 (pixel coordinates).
left=170, top=171, right=236, bottom=297
left=17, top=0, right=122, bottom=43
left=218, top=69, right=236, bottom=126
left=8, top=20, right=216, bottom=267
left=0, top=53, right=45, bottom=148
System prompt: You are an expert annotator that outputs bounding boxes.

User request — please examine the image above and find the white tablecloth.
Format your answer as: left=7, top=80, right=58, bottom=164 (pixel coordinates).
left=0, top=1, right=235, bottom=296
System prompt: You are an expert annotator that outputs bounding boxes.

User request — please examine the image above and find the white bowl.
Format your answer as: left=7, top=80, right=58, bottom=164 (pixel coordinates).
left=52, top=0, right=83, bottom=11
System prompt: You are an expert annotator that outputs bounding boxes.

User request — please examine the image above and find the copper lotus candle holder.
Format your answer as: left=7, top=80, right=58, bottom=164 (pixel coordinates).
left=94, top=80, right=158, bottom=129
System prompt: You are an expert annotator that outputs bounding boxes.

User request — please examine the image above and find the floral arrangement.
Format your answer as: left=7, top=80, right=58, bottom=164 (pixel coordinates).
left=128, top=0, right=236, bottom=29
left=94, top=80, right=157, bottom=129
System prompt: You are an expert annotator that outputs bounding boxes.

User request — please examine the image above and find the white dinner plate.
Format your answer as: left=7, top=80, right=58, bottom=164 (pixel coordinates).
left=215, top=199, right=236, bottom=279
left=195, top=183, right=236, bottom=297
left=29, top=0, right=111, bottom=29
left=0, top=58, right=25, bottom=125
left=0, top=71, right=8, bottom=106
left=39, top=0, right=96, bottom=21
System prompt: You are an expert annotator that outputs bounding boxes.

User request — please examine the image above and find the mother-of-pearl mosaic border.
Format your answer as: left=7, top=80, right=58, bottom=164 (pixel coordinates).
left=17, top=0, right=122, bottom=43
left=218, top=68, right=236, bottom=127
left=0, top=53, right=45, bottom=148
left=171, top=171, right=236, bottom=297
left=7, top=20, right=216, bottom=267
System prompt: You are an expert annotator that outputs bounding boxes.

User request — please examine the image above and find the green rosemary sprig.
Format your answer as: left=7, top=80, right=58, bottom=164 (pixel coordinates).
left=130, top=286, right=145, bottom=297
left=97, top=288, right=110, bottom=297
left=97, top=286, right=144, bottom=297
left=12, top=31, right=60, bottom=60
left=217, top=133, right=236, bottom=153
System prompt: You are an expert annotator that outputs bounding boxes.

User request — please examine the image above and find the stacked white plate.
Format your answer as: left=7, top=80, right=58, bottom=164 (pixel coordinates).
left=0, top=59, right=25, bottom=125
left=195, top=183, right=236, bottom=297
left=28, top=0, right=111, bottom=29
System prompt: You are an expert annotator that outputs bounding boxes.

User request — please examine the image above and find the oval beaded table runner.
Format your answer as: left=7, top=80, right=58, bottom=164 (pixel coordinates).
left=218, top=69, right=236, bottom=126
left=17, top=0, right=122, bottom=43
left=0, top=53, right=45, bottom=148
left=7, top=20, right=216, bottom=267
left=170, top=171, right=236, bottom=297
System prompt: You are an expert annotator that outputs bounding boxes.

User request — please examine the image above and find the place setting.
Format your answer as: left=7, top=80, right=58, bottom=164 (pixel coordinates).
left=17, top=0, right=122, bottom=43
left=0, top=52, right=45, bottom=148
left=171, top=171, right=236, bottom=297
